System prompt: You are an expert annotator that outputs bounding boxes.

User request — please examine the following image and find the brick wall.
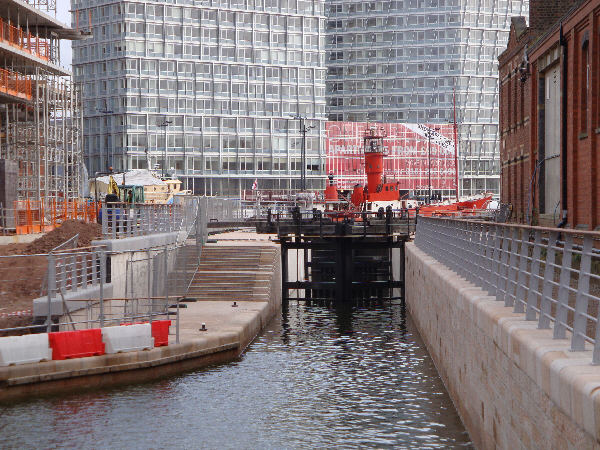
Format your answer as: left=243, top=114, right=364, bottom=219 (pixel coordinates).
left=499, top=0, right=599, bottom=227
left=561, top=7, right=600, bottom=229
left=499, top=20, right=534, bottom=223
left=528, top=0, right=600, bottom=229
left=529, top=0, right=581, bottom=34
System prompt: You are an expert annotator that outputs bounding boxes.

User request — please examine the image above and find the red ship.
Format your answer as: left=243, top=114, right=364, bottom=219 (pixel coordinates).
left=322, top=126, right=493, bottom=217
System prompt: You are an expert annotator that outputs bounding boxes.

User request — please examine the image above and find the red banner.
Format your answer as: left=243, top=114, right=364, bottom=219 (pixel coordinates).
left=326, top=121, right=458, bottom=191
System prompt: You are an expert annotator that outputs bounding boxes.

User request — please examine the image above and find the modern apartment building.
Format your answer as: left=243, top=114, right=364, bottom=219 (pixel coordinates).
left=71, top=0, right=327, bottom=195
left=325, top=0, right=529, bottom=198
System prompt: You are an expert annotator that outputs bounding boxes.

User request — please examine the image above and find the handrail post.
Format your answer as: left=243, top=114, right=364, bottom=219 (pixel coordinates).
left=99, top=249, right=106, bottom=328
left=46, top=252, right=56, bottom=332
left=176, top=297, right=180, bottom=344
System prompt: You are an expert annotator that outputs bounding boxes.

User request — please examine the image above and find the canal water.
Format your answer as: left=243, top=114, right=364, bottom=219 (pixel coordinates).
left=0, top=301, right=471, bottom=448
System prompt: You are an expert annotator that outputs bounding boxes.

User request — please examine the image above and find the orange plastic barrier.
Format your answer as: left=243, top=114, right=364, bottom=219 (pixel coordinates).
left=49, top=329, right=105, bottom=360
left=151, top=320, right=171, bottom=347
left=15, top=199, right=98, bottom=235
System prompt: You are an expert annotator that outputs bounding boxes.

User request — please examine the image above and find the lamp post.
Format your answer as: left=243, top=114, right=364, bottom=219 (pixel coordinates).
left=290, top=115, right=315, bottom=191
left=424, top=126, right=440, bottom=204
left=159, top=119, right=172, bottom=178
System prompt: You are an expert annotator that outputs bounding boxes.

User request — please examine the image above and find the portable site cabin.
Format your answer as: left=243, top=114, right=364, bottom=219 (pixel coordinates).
left=89, top=169, right=183, bottom=204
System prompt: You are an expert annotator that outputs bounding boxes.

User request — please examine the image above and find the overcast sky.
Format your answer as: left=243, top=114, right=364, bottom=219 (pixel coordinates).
left=57, top=0, right=72, bottom=68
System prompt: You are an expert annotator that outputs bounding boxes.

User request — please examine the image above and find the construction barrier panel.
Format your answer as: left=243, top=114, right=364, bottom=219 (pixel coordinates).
left=0, top=333, right=52, bottom=366
left=49, top=329, right=105, bottom=360
left=15, top=199, right=98, bottom=235
left=151, top=320, right=171, bottom=347
left=101, top=323, right=154, bottom=354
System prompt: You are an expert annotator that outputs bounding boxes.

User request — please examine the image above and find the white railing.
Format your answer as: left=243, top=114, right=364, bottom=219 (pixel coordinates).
left=203, top=197, right=243, bottom=222
left=415, top=217, right=600, bottom=364
left=101, top=203, right=185, bottom=239
left=100, top=197, right=243, bottom=240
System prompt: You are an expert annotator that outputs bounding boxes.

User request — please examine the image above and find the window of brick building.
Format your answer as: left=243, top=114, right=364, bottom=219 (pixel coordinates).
left=580, top=32, right=590, bottom=134
left=506, top=77, right=512, bottom=128
left=512, top=74, right=517, bottom=126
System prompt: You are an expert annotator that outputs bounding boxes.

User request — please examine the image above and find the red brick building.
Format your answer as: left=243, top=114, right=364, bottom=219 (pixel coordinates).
left=499, top=0, right=600, bottom=228
left=499, top=17, right=535, bottom=224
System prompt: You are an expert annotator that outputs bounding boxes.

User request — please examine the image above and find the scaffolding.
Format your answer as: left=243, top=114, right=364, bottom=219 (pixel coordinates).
left=1, top=72, right=83, bottom=201
left=0, top=0, right=84, bottom=203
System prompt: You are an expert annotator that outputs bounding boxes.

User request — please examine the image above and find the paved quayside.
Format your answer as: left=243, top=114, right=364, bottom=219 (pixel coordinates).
left=0, top=232, right=281, bottom=401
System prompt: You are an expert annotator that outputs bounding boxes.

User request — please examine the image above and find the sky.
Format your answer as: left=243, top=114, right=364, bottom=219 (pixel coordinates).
left=57, top=0, right=72, bottom=68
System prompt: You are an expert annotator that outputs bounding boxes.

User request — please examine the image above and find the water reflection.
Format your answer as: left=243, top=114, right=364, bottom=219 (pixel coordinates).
left=0, top=300, right=471, bottom=449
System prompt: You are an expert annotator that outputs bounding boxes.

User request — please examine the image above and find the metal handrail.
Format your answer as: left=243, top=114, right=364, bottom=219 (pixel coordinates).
left=415, top=216, right=600, bottom=363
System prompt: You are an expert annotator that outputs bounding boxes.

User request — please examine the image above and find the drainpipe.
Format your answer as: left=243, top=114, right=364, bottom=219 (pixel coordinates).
left=557, top=23, right=568, bottom=229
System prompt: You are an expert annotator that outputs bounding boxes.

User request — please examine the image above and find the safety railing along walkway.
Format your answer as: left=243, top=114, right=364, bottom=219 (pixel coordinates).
left=100, top=197, right=242, bottom=240
left=0, top=18, right=50, bottom=61
left=101, top=202, right=184, bottom=239
left=415, top=217, right=600, bottom=363
left=0, top=67, right=32, bottom=100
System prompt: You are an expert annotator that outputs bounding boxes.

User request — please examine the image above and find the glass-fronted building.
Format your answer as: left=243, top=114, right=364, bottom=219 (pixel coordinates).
left=72, top=0, right=327, bottom=195
left=324, top=0, right=529, bottom=197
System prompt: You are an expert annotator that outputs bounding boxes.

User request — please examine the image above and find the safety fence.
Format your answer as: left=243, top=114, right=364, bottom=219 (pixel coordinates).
left=46, top=246, right=106, bottom=299
left=100, top=202, right=184, bottom=239
left=100, top=196, right=242, bottom=240
left=0, top=240, right=193, bottom=342
left=1, top=194, right=208, bottom=339
left=415, top=217, right=600, bottom=363
left=0, top=67, right=32, bottom=100
left=7, top=199, right=98, bottom=235
left=0, top=195, right=225, bottom=345
left=203, top=197, right=243, bottom=222
left=0, top=18, right=50, bottom=61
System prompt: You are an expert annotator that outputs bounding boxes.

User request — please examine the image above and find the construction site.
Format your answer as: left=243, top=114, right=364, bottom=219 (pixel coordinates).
left=0, top=0, right=87, bottom=234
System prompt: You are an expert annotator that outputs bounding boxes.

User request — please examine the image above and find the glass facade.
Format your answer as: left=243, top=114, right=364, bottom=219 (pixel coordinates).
left=324, top=0, right=528, bottom=197
left=72, top=0, right=327, bottom=195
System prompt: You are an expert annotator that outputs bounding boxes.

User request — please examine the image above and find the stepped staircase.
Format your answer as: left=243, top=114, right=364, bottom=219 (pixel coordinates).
left=186, top=245, right=279, bottom=302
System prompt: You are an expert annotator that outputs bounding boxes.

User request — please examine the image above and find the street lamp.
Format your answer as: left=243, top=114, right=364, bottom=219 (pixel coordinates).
left=159, top=119, right=172, bottom=178
left=424, top=126, right=441, bottom=204
left=290, top=115, right=315, bottom=191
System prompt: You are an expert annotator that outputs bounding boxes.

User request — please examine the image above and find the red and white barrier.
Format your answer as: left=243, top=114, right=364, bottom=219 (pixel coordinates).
left=0, top=322, right=161, bottom=367
left=0, top=309, right=32, bottom=318
left=101, top=323, right=154, bottom=354
left=0, top=333, right=52, bottom=366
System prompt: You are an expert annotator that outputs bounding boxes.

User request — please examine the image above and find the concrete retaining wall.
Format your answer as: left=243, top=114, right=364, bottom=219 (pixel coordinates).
left=405, top=242, right=600, bottom=449
left=33, top=234, right=180, bottom=319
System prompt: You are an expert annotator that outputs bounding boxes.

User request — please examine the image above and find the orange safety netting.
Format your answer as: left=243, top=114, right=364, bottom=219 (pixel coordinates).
left=14, top=199, right=98, bottom=235
left=0, top=18, right=50, bottom=61
left=0, top=68, right=32, bottom=100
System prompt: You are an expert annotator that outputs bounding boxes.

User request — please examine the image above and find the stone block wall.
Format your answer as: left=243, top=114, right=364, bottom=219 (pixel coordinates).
left=405, top=242, right=600, bottom=449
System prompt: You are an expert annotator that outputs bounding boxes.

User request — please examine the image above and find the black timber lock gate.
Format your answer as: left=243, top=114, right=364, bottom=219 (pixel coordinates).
left=257, top=207, right=414, bottom=303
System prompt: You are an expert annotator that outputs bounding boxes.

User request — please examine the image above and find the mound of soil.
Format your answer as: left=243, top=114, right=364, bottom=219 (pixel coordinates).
left=24, top=220, right=101, bottom=254
left=0, top=220, right=102, bottom=332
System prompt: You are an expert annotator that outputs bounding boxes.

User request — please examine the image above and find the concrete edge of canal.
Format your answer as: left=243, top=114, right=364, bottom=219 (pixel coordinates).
left=0, top=240, right=282, bottom=403
left=405, top=242, right=600, bottom=449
